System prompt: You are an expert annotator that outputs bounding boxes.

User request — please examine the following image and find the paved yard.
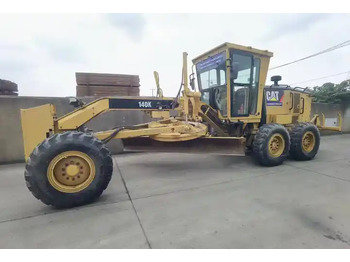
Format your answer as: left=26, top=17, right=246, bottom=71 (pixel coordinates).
left=0, top=134, right=349, bottom=248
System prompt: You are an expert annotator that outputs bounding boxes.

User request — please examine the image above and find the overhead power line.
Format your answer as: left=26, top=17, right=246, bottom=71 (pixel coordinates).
left=269, top=40, right=350, bottom=70
left=290, top=70, right=350, bottom=85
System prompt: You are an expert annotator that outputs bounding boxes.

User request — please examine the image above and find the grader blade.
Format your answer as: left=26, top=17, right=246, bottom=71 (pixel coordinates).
left=122, top=136, right=246, bottom=156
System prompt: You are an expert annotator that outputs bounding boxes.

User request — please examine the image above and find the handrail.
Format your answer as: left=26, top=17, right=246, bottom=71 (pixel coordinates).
left=289, top=93, right=294, bottom=110
left=300, top=97, right=305, bottom=114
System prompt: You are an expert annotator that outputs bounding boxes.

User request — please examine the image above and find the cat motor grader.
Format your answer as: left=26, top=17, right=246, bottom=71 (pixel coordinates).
left=20, top=42, right=341, bottom=208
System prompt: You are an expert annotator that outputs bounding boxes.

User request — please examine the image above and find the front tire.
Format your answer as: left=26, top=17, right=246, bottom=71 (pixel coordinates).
left=24, top=131, right=113, bottom=208
left=253, top=123, right=290, bottom=166
left=289, top=123, right=320, bottom=160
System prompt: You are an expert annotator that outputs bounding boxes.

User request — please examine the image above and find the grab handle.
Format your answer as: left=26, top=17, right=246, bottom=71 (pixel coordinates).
left=289, top=92, right=293, bottom=110
left=300, top=97, right=305, bottom=114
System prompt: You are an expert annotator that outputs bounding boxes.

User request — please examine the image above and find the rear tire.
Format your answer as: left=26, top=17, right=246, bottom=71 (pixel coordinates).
left=253, top=123, right=290, bottom=166
left=24, top=131, right=113, bottom=208
left=289, top=123, right=320, bottom=160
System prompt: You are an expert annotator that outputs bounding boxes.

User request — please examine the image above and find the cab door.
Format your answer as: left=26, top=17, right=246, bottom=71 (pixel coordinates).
left=229, top=50, right=261, bottom=118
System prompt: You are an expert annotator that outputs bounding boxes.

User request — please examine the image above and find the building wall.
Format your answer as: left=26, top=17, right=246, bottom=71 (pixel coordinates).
left=340, top=99, right=350, bottom=132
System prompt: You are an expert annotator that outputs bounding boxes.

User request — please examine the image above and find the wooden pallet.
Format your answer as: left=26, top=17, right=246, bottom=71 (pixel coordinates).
left=76, top=72, right=140, bottom=87
left=76, top=85, right=140, bottom=97
left=76, top=72, right=141, bottom=97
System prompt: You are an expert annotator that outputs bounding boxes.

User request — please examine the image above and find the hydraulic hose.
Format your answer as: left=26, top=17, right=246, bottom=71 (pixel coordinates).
left=101, top=125, right=143, bottom=144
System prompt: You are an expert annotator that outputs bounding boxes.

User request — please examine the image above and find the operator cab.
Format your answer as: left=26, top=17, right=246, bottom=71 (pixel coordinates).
left=193, top=43, right=273, bottom=120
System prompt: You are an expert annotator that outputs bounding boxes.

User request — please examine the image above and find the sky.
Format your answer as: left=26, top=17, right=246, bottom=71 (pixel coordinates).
left=0, top=13, right=349, bottom=97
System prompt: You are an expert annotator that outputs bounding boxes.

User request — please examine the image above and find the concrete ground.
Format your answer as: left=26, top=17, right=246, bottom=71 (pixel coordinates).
left=0, top=134, right=350, bottom=248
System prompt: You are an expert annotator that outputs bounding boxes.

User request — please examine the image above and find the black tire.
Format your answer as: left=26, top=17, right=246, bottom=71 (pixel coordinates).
left=289, top=123, right=320, bottom=161
left=252, top=123, right=290, bottom=166
left=24, top=131, right=113, bottom=208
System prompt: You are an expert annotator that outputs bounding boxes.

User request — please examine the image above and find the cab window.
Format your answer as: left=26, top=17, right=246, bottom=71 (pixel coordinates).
left=250, top=58, right=260, bottom=115
left=200, top=69, right=218, bottom=90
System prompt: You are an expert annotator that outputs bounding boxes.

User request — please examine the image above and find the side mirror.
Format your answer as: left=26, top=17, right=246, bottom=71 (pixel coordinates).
left=231, top=62, right=239, bottom=80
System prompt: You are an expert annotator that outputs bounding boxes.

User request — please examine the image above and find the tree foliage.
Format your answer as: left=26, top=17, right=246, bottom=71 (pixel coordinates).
left=311, top=80, right=350, bottom=103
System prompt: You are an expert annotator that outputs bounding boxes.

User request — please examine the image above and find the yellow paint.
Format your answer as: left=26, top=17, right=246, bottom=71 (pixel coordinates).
left=57, top=98, right=109, bottom=130
left=268, top=134, right=285, bottom=157
left=302, top=131, right=315, bottom=152
left=47, top=151, right=95, bottom=193
left=180, top=52, right=203, bottom=122
left=153, top=71, right=164, bottom=98
left=20, top=104, right=56, bottom=161
left=192, top=42, right=273, bottom=64
left=151, top=111, right=170, bottom=119
left=66, top=165, right=80, bottom=177
left=272, top=115, right=293, bottom=125
left=265, top=90, right=312, bottom=125
left=94, top=120, right=208, bottom=141
left=225, top=49, right=231, bottom=118
left=150, top=122, right=207, bottom=142
left=311, top=112, right=342, bottom=131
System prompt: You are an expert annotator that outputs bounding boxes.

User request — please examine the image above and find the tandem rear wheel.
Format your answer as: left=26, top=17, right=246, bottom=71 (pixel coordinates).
left=289, top=123, right=320, bottom=161
left=24, top=131, right=113, bottom=208
left=252, top=123, right=290, bottom=167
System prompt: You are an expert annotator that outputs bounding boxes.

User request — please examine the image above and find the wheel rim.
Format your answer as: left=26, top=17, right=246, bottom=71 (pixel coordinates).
left=302, top=131, right=315, bottom=152
left=47, top=151, right=95, bottom=193
left=268, top=134, right=285, bottom=157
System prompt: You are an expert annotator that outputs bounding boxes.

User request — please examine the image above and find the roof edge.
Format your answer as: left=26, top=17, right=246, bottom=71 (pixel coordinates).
left=192, top=42, right=273, bottom=63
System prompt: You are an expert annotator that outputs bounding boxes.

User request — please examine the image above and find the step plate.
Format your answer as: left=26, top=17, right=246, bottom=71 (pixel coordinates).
left=122, top=136, right=246, bottom=156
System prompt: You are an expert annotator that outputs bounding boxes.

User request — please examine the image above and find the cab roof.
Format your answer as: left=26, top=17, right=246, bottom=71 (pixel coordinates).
left=192, top=42, right=273, bottom=64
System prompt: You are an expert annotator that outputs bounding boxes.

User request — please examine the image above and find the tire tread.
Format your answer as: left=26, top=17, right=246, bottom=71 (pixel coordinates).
left=289, top=122, right=320, bottom=160
left=253, top=123, right=290, bottom=166
left=24, top=131, right=113, bottom=208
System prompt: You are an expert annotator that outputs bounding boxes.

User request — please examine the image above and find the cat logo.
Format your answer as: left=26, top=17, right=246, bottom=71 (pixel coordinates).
left=266, top=90, right=284, bottom=106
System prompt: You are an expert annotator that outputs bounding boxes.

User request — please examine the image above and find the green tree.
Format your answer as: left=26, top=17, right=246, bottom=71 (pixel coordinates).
left=312, top=80, right=350, bottom=103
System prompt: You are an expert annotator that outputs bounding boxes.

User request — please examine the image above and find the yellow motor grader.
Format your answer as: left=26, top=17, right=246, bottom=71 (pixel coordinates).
left=20, top=42, right=341, bottom=208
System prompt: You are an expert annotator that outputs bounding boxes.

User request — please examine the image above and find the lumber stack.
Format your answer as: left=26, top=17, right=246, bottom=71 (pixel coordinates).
left=76, top=72, right=140, bottom=97
left=0, top=79, right=18, bottom=96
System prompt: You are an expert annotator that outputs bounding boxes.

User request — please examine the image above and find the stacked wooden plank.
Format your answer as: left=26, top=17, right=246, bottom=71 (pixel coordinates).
left=0, top=79, right=18, bottom=96
left=76, top=72, right=140, bottom=97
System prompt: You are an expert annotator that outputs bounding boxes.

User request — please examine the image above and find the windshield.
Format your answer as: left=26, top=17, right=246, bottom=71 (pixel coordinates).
left=196, top=51, right=228, bottom=116
left=196, top=52, right=226, bottom=91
